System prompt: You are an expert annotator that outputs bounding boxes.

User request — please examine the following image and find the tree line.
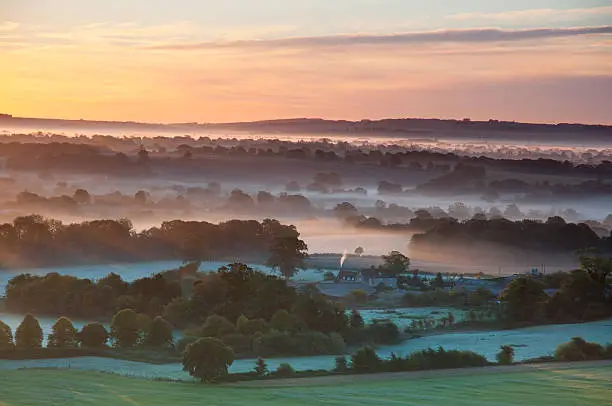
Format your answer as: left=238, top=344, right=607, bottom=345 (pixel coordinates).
left=0, top=215, right=304, bottom=268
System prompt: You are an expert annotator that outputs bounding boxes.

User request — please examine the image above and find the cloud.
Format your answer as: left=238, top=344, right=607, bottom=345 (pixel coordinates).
left=147, top=25, right=612, bottom=51
left=0, top=21, right=19, bottom=32
left=448, top=6, right=612, bottom=23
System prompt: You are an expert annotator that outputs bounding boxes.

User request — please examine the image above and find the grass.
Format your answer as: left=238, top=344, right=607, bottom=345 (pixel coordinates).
left=1, top=363, right=610, bottom=405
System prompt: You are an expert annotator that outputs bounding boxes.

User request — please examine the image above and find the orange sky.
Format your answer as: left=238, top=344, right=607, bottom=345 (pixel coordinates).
left=1, top=3, right=612, bottom=124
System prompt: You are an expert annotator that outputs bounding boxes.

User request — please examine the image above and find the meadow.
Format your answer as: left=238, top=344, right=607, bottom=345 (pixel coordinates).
left=0, top=362, right=610, bottom=406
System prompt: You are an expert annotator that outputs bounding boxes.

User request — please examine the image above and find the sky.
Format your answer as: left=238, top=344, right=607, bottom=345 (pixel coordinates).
left=1, top=0, right=611, bottom=124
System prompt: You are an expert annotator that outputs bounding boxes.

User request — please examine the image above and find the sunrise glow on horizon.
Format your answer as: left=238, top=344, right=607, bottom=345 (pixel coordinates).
left=1, top=0, right=611, bottom=124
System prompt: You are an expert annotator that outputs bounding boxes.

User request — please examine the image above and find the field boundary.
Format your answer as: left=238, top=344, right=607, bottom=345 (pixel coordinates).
left=228, top=359, right=612, bottom=387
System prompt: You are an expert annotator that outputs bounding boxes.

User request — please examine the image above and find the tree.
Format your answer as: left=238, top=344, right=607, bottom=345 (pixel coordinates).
left=48, top=316, right=78, bottom=348
left=382, top=251, right=410, bottom=274
left=146, top=316, right=174, bottom=347
left=0, top=320, right=14, bottom=349
left=500, top=277, right=547, bottom=323
left=354, top=246, right=364, bottom=256
left=237, top=315, right=267, bottom=336
left=201, top=314, right=236, bottom=338
left=349, top=309, right=365, bottom=329
left=15, top=314, right=43, bottom=349
left=254, top=357, right=268, bottom=376
left=182, top=337, right=234, bottom=383
left=334, top=355, right=348, bottom=372
left=110, top=309, right=141, bottom=348
left=433, top=272, right=445, bottom=289
left=350, top=346, right=381, bottom=372
left=275, top=363, right=295, bottom=378
left=267, top=235, right=308, bottom=279
left=334, top=202, right=359, bottom=219
left=578, top=255, right=612, bottom=295
left=79, top=323, right=109, bottom=348
left=497, top=345, right=514, bottom=365
left=270, top=309, right=295, bottom=332
left=555, top=337, right=605, bottom=361
left=73, top=188, right=91, bottom=205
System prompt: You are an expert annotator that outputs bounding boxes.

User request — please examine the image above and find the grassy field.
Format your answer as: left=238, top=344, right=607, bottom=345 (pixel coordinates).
left=1, top=363, right=610, bottom=406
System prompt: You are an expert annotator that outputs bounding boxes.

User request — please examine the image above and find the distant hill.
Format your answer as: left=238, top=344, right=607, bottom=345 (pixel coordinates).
left=1, top=114, right=611, bottom=139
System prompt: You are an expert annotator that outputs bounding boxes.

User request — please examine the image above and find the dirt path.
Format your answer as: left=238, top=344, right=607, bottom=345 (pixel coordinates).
left=229, top=360, right=612, bottom=388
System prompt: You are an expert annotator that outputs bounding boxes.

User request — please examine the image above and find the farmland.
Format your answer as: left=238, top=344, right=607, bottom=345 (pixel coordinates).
left=1, top=361, right=610, bottom=406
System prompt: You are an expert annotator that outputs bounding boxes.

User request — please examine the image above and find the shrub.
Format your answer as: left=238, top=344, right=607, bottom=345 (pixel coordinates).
left=555, top=337, right=605, bottom=361
left=496, top=345, right=514, bottom=365
left=367, top=321, right=400, bottom=344
left=406, top=347, right=488, bottom=370
left=275, top=363, right=294, bottom=378
left=350, top=346, right=381, bottom=373
left=78, top=323, right=109, bottom=348
left=334, top=355, right=348, bottom=372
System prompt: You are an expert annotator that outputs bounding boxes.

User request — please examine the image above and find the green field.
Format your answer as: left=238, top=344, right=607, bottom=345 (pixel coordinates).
left=1, top=363, right=610, bottom=406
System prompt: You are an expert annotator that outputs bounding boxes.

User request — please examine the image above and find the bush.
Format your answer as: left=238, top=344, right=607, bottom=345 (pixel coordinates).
left=275, top=363, right=295, bottom=378
left=496, top=345, right=514, bottom=365
left=555, top=337, right=605, bottom=361
left=334, top=355, right=348, bottom=372
left=405, top=347, right=488, bottom=370
left=350, top=346, right=381, bottom=373
left=367, top=321, right=400, bottom=345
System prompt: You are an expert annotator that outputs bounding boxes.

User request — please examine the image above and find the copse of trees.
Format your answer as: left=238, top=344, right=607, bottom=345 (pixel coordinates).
left=501, top=256, right=612, bottom=325
left=410, top=216, right=607, bottom=263
left=6, top=271, right=181, bottom=319
left=0, top=215, right=300, bottom=268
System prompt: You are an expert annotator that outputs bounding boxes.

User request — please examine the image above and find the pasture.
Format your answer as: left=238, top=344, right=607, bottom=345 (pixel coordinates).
left=0, top=362, right=610, bottom=405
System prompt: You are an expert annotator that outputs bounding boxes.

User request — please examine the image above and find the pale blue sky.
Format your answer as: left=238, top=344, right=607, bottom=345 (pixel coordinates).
left=3, top=0, right=611, bottom=36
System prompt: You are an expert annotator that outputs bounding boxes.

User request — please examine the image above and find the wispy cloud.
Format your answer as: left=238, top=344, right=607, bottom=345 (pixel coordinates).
left=146, top=26, right=612, bottom=51
left=448, top=6, right=612, bottom=23
left=0, top=21, right=19, bottom=32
